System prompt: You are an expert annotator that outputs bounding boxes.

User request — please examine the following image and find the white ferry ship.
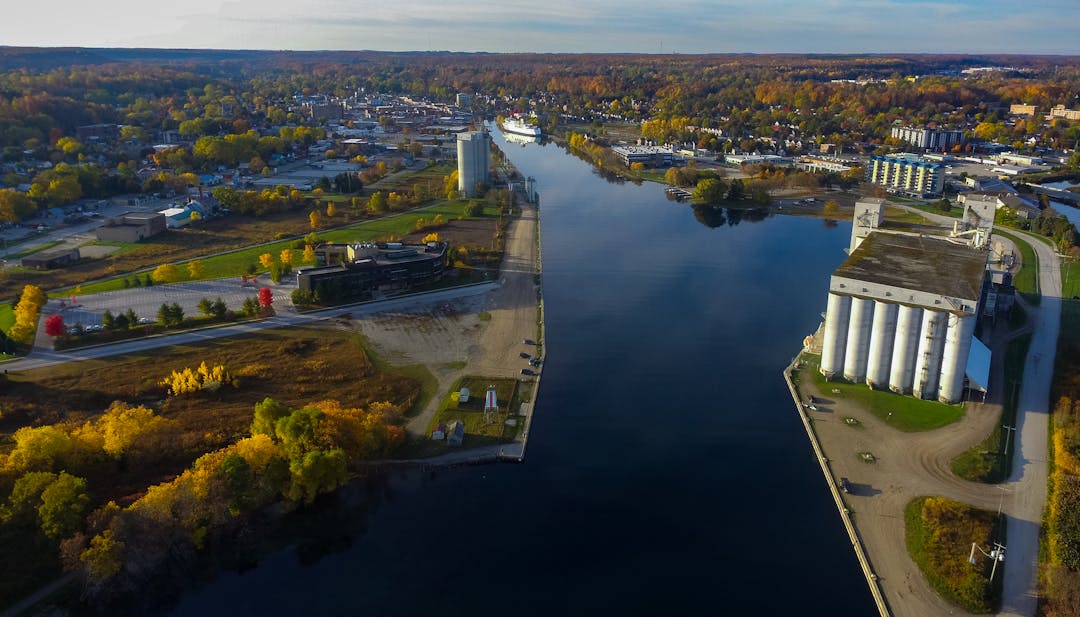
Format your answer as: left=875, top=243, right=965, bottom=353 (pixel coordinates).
left=502, top=116, right=542, bottom=137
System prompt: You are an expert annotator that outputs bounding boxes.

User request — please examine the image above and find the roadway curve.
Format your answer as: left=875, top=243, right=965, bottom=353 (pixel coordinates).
left=999, top=228, right=1057, bottom=617
left=831, top=204, right=1057, bottom=616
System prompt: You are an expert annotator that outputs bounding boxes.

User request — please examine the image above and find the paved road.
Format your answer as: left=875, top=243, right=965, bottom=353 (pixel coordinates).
left=999, top=230, right=1057, bottom=617
left=867, top=204, right=1058, bottom=616
left=9, top=283, right=497, bottom=373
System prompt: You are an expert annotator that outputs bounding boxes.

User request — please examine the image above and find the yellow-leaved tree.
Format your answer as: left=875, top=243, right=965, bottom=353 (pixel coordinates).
left=9, top=284, right=46, bottom=345
left=187, top=260, right=204, bottom=280
left=161, top=361, right=234, bottom=396
left=151, top=263, right=179, bottom=284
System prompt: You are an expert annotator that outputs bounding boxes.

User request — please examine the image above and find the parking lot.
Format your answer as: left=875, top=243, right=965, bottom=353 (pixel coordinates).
left=52, top=276, right=295, bottom=329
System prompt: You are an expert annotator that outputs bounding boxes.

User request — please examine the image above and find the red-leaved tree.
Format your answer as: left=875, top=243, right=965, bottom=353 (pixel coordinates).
left=44, top=314, right=65, bottom=337
left=258, top=287, right=273, bottom=308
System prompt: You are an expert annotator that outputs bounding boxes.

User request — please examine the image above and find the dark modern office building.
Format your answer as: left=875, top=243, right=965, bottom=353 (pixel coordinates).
left=296, top=241, right=448, bottom=302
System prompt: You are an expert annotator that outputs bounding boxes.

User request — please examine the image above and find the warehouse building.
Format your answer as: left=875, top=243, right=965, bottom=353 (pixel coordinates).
left=819, top=201, right=988, bottom=404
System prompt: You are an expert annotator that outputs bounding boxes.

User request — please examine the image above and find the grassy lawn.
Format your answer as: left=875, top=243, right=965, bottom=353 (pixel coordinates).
left=1062, top=257, right=1080, bottom=300
left=906, top=496, right=1003, bottom=613
left=634, top=170, right=668, bottom=184
left=884, top=205, right=930, bottom=225
left=803, top=355, right=963, bottom=431
left=399, top=376, right=524, bottom=458
left=68, top=199, right=499, bottom=297
left=994, top=229, right=1040, bottom=305
left=951, top=334, right=1032, bottom=482
left=0, top=303, right=13, bottom=334
left=370, top=163, right=455, bottom=194
left=891, top=198, right=964, bottom=219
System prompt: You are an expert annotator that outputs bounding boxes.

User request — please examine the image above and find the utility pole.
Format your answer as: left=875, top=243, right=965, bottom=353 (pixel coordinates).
left=1002, top=424, right=1017, bottom=456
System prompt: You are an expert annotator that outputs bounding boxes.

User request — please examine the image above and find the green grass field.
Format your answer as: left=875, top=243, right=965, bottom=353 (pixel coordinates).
left=68, top=199, right=497, bottom=296
left=1062, top=257, right=1080, bottom=300
left=951, top=334, right=1031, bottom=482
left=0, top=304, right=13, bottom=336
left=994, top=229, right=1040, bottom=304
left=371, top=163, right=455, bottom=194
left=803, top=355, right=963, bottom=431
left=890, top=198, right=964, bottom=219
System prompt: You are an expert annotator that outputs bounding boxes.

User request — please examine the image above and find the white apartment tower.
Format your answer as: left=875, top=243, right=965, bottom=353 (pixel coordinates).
left=457, top=131, right=491, bottom=198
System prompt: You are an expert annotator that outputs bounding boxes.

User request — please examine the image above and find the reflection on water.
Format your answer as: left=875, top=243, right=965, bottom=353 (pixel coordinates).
left=164, top=124, right=876, bottom=617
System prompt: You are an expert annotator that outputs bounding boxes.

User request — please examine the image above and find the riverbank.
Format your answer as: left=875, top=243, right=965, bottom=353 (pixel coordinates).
left=785, top=292, right=1045, bottom=617
left=347, top=186, right=544, bottom=466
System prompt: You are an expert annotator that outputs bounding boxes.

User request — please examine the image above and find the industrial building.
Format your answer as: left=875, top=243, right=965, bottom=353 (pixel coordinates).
left=296, top=241, right=448, bottom=303
left=457, top=131, right=491, bottom=197
left=611, top=144, right=680, bottom=168
left=819, top=199, right=989, bottom=404
left=890, top=126, right=964, bottom=151
left=21, top=247, right=80, bottom=269
left=866, top=154, right=945, bottom=197
left=95, top=211, right=167, bottom=242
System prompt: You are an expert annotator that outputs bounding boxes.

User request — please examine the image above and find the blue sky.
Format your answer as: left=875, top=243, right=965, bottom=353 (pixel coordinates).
left=3, top=0, right=1078, bottom=54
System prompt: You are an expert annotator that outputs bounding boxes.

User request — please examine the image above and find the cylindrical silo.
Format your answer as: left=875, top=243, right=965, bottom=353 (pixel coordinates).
left=938, top=313, right=976, bottom=404
left=820, top=293, right=851, bottom=378
left=889, top=305, right=923, bottom=393
left=913, top=310, right=948, bottom=400
left=843, top=297, right=875, bottom=382
left=865, top=301, right=898, bottom=389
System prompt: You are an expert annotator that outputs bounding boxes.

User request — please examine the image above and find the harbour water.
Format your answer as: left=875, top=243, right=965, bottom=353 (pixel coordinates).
left=164, top=131, right=876, bottom=615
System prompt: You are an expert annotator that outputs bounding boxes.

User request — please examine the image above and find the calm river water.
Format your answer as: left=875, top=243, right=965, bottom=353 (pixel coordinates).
left=165, top=131, right=875, bottom=615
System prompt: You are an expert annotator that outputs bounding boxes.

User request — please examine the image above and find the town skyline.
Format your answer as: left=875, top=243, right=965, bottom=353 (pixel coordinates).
left=3, top=0, right=1078, bottom=55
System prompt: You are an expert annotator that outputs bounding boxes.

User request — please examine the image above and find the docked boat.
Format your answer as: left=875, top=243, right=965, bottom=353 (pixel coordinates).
left=501, top=116, right=542, bottom=137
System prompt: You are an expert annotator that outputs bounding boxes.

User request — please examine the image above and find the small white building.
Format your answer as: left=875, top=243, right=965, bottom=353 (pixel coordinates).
left=447, top=420, right=465, bottom=447
left=159, top=206, right=194, bottom=228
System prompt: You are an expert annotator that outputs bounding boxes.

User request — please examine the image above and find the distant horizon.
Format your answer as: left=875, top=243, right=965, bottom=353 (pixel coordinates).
left=2, top=0, right=1077, bottom=56
left=2, top=45, right=1079, bottom=59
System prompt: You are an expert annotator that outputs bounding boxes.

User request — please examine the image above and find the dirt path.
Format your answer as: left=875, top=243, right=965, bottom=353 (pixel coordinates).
left=800, top=207, right=1058, bottom=617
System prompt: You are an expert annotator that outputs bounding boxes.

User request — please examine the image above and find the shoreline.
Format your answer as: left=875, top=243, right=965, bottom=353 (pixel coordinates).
left=783, top=351, right=892, bottom=617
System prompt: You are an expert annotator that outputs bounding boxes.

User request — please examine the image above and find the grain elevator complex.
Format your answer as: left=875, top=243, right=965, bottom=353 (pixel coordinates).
left=819, top=199, right=990, bottom=404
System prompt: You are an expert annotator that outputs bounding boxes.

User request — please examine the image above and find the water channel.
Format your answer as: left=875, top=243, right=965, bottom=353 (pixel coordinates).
left=1043, top=180, right=1080, bottom=228
left=165, top=131, right=876, bottom=615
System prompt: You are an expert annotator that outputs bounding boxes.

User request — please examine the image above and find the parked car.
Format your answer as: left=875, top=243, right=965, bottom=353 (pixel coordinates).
left=519, top=352, right=531, bottom=359
left=520, top=368, right=536, bottom=376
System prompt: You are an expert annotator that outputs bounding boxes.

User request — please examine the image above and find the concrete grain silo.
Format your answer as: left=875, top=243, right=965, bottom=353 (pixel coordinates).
left=818, top=232, right=986, bottom=404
